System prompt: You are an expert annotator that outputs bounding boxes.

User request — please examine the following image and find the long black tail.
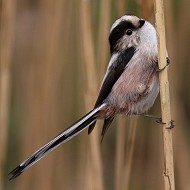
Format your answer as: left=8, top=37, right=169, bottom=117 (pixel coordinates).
left=9, top=104, right=105, bottom=180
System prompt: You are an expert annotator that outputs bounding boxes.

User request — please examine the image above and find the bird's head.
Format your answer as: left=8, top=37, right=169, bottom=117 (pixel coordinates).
left=109, top=15, right=157, bottom=55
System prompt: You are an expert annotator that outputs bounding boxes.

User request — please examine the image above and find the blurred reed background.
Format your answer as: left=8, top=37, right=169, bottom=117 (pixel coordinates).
left=1, top=0, right=190, bottom=190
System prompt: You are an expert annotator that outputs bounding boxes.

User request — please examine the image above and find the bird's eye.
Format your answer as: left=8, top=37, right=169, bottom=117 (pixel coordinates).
left=126, top=29, right=132, bottom=36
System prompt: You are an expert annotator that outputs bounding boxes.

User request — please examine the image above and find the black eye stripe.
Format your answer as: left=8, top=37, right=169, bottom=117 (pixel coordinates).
left=110, top=21, right=135, bottom=38
left=109, top=21, right=135, bottom=54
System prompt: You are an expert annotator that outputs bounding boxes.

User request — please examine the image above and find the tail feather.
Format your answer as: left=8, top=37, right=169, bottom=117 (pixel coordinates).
left=9, top=104, right=105, bottom=180
left=101, top=117, right=115, bottom=142
left=88, top=122, right=96, bottom=134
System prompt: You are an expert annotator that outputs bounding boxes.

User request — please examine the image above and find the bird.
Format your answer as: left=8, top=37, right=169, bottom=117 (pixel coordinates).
left=9, top=15, right=169, bottom=180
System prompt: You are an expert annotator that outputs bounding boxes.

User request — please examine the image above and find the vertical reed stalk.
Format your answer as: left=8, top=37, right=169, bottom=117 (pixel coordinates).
left=115, top=117, right=126, bottom=190
left=123, top=117, right=138, bottom=190
left=141, top=0, right=154, bottom=19
left=115, top=3, right=140, bottom=190
left=117, top=0, right=126, bottom=16
left=0, top=1, right=15, bottom=189
left=97, top=0, right=111, bottom=81
left=154, top=0, right=175, bottom=189
left=115, top=3, right=128, bottom=190
left=80, top=1, right=104, bottom=190
left=18, top=1, right=66, bottom=189
left=35, top=1, right=65, bottom=189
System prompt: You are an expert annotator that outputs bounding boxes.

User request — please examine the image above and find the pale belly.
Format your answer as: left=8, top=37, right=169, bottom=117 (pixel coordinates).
left=104, top=64, right=159, bottom=116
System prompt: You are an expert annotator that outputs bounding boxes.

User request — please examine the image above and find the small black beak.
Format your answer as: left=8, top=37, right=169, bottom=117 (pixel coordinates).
left=139, top=19, right=145, bottom=28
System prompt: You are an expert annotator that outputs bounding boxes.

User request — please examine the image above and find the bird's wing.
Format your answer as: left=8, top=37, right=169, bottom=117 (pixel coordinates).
left=95, top=47, right=136, bottom=107
left=88, top=47, right=135, bottom=134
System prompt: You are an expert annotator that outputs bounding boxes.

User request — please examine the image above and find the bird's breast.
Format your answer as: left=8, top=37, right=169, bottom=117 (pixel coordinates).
left=105, top=57, right=159, bottom=116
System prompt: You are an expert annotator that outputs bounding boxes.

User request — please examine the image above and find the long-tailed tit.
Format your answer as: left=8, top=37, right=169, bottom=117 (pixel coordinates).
left=9, top=15, right=168, bottom=180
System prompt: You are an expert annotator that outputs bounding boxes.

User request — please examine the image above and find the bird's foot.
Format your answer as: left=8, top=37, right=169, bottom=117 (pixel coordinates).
left=165, top=120, right=175, bottom=129
left=140, top=114, right=175, bottom=129
left=156, top=57, right=170, bottom=72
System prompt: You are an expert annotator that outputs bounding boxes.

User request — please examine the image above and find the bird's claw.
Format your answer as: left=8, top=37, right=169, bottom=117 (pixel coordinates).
left=165, top=120, right=175, bottom=129
left=155, top=117, right=166, bottom=124
left=156, top=57, right=170, bottom=72
left=157, top=119, right=175, bottom=129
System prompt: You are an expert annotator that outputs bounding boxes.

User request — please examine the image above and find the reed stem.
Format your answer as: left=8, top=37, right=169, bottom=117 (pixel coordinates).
left=0, top=1, right=15, bottom=189
left=154, top=0, right=175, bottom=189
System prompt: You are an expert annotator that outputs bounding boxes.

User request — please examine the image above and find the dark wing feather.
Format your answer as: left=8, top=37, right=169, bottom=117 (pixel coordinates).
left=101, top=117, right=115, bottom=142
left=88, top=47, right=136, bottom=134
